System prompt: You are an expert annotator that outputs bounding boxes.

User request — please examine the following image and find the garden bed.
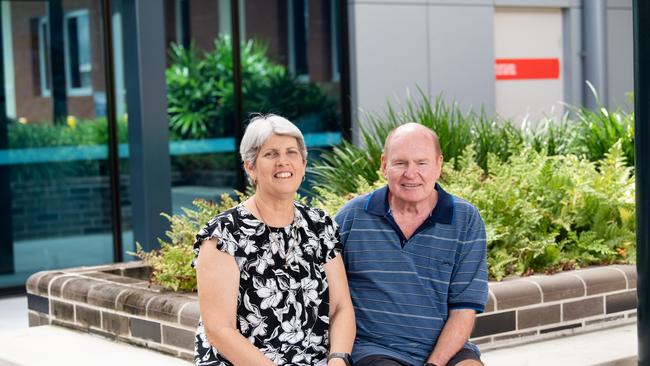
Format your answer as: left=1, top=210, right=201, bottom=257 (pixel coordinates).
left=25, top=262, right=637, bottom=360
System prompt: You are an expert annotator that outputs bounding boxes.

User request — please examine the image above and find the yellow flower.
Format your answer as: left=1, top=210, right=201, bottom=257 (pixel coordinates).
left=67, top=116, right=77, bottom=129
left=18, top=117, right=28, bottom=124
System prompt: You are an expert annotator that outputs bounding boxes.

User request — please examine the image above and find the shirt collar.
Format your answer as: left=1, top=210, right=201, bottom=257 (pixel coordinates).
left=365, top=183, right=454, bottom=225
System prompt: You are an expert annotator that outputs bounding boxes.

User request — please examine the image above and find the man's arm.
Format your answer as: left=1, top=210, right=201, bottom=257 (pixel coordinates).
left=424, top=309, right=476, bottom=365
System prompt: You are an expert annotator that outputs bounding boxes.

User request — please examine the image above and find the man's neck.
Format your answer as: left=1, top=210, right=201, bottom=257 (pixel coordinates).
left=388, top=190, right=439, bottom=217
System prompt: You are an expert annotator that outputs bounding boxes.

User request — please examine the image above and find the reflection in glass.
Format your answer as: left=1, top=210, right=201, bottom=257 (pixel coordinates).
left=0, top=0, right=114, bottom=289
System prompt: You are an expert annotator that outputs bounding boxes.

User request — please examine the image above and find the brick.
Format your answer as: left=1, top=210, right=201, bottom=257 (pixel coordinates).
left=87, top=283, right=126, bottom=310
left=37, top=272, right=65, bottom=296
left=563, top=297, right=604, bottom=321
left=49, top=275, right=75, bottom=298
left=180, top=301, right=200, bottom=327
left=121, top=265, right=153, bottom=281
left=526, top=274, right=585, bottom=302
left=51, top=300, right=74, bottom=322
left=28, top=311, right=40, bottom=327
left=89, top=328, right=116, bottom=340
left=606, top=290, right=637, bottom=314
left=518, top=304, right=561, bottom=329
left=116, top=289, right=157, bottom=316
left=490, top=280, right=541, bottom=310
left=86, top=272, right=143, bottom=284
left=162, top=325, right=195, bottom=350
left=484, top=291, right=495, bottom=313
left=608, top=265, right=637, bottom=289
left=472, top=311, right=516, bottom=338
left=26, top=272, right=48, bottom=294
left=76, top=305, right=101, bottom=328
left=148, top=296, right=191, bottom=323
left=27, top=294, right=49, bottom=314
left=102, top=312, right=129, bottom=335
left=61, top=278, right=102, bottom=303
left=130, top=318, right=161, bottom=343
left=585, top=314, right=625, bottom=326
left=540, top=322, right=581, bottom=334
left=576, top=267, right=627, bottom=296
left=493, top=329, right=538, bottom=342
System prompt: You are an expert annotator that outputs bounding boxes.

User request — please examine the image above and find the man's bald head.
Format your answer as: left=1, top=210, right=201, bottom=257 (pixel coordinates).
left=383, top=123, right=442, bottom=158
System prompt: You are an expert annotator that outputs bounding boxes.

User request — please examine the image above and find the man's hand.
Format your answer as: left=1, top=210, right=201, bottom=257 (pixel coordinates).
left=426, top=309, right=477, bottom=365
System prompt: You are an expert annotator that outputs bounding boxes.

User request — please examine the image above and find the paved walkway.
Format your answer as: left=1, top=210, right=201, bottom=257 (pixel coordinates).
left=481, top=323, right=637, bottom=366
left=0, top=296, right=638, bottom=366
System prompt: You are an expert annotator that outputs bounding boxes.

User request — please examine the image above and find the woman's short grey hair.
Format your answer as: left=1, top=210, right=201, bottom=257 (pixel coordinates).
left=239, top=114, right=308, bottom=170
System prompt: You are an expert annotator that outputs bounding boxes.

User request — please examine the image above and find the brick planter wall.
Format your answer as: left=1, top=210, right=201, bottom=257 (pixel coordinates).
left=25, top=263, right=638, bottom=360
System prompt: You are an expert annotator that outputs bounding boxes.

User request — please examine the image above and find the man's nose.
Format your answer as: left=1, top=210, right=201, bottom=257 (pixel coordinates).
left=403, top=163, right=418, bottom=177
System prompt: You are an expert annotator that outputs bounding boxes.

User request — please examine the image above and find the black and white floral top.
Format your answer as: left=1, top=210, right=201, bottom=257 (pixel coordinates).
left=192, top=202, right=342, bottom=366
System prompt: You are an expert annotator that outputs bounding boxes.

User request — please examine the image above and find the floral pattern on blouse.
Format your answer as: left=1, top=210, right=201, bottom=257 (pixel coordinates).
left=192, top=202, right=342, bottom=366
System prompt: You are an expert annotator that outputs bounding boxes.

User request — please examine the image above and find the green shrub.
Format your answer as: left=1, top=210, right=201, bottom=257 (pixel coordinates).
left=136, top=141, right=634, bottom=291
left=166, top=36, right=338, bottom=140
left=132, top=194, right=245, bottom=292
left=8, top=117, right=127, bottom=148
left=442, top=142, right=635, bottom=280
left=310, top=90, right=635, bottom=197
left=309, top=91, right=526, bottom=196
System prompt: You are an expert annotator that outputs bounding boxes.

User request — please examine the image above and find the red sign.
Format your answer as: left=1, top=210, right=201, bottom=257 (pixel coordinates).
left=495, top=58, right=560, bottom=80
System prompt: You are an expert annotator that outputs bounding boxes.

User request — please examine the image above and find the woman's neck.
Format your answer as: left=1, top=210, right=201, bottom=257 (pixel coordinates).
left=248, top=192, right=295, bottom=227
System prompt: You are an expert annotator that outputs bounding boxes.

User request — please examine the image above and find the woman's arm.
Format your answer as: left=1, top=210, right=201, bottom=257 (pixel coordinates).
left=324, top=255, right=356, bottom=365
left=197, top=238, right=275, bottom=366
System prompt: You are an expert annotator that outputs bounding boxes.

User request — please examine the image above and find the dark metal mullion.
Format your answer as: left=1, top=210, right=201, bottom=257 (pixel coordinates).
left=49, top=0, right=67, bottom=124
left=101, top=0, right=123, bottom=262
left=231, top=0, right=245, bottom=193
left=338, top=0, right=352, bottom=141
left=0, top=3, right=15, bottom=275
left=634, top=1, right=649, bottom=364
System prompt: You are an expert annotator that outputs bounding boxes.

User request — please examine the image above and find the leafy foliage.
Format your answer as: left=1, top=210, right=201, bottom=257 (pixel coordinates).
left=132, top=194, right=245, bottom=292
left=7, top=117, right=128, bottom=148
left=166, top=36, right=338, bottom=139
left=441, top=142, right=635, bottom=280
left=311, top=90, right=635, bottom=197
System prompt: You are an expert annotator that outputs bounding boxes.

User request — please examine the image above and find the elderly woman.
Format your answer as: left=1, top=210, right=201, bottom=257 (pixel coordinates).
left=193, top=114, right=355, bottom=366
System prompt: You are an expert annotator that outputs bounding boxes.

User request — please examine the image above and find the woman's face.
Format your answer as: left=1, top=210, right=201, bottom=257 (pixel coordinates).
left=247, top=134, right=306, bottom=198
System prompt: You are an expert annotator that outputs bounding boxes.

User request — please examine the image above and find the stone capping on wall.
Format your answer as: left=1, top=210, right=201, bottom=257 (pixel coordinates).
left=25, top=262, right=638, bottom=360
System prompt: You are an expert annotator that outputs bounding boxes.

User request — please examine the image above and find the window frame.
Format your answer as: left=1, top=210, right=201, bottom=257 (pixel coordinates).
left=63, top=9, right=93, bottom=97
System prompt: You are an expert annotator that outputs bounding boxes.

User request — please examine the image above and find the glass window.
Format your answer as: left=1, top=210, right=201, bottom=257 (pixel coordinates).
left=64, top=10, right=92, bottom=95
left=1, top=0, right=112, bottom=291
left=32, top=9, right=93, bottom=97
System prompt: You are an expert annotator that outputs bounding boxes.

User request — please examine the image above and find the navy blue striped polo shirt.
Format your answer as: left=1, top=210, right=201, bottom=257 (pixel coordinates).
left=335, top=184, right=488, bottom=365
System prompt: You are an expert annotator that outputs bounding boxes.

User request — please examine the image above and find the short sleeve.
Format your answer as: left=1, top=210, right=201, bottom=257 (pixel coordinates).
left=448, top=207, right=489, bottom=313
left=191, top=211, right=240, bottom=268
left=314, top=209, right=343, bottom=264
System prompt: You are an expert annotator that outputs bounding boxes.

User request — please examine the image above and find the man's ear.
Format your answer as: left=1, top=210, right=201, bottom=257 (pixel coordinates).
left=380, top=154, right=387, bottom=176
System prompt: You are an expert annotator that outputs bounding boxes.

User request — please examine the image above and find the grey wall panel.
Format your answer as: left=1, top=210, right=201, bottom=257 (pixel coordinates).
left=350, top=2, right=429, bottom=128
left=563, top=7, right=583, bottom=108
left=606, top=6, right=633, bottom=110
left=428, top=5, right=495, bottom=115
left=494, top=0, right=572, bottom=7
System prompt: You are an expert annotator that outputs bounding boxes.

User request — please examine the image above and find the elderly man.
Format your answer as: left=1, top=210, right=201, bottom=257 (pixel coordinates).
left=335, top=123, right=488, bottom=366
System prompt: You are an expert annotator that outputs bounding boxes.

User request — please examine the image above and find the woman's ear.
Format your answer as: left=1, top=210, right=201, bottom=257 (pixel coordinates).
left=244, top=160, right=255, bottom=181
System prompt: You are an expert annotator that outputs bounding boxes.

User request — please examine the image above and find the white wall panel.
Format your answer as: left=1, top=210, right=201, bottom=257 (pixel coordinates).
left=350, top=2, right=429, bottom=129
left=494, top=8, right=564, bottom=126
left=428, top=4, right=495, bottom=114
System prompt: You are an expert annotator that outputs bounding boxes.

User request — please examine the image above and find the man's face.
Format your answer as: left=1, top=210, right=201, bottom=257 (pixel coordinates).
left=381, top=130, right=442, bottom=206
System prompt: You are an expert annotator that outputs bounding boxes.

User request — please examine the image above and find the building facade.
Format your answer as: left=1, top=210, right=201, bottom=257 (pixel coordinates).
left=0, top=0, right=634, bottom=293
